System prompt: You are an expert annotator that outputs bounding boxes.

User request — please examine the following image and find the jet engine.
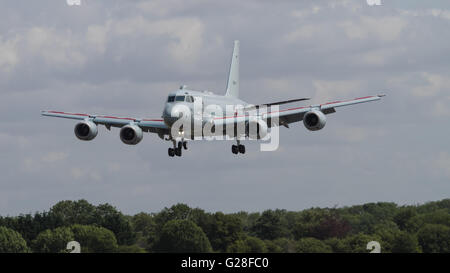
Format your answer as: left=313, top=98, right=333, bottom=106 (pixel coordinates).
left=120, top=124, right=143, bottom=145
left=247, top=118, right=268, bottom=140
left=74, top=120, right=98, bottom=141
left=303, top=110, right=326, bottom=131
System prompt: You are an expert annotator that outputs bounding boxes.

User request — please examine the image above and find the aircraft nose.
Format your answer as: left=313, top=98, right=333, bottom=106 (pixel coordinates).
left=163, top=103, right=190, bottom=126
left=170, top=103, right=187, bottom=119
left=163, top=104, right=172, bottom=118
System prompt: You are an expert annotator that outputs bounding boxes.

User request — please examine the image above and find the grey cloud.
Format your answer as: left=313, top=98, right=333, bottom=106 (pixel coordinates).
left=0, top=0, right=449, bottom=215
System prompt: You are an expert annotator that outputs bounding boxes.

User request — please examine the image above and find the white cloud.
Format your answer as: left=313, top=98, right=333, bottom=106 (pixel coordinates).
left=432, top=98, right=450, bottom=117
left=41, top=152, right=68, bottom=163
left=70, top=167, right=102, bottom=182
left=0, top=36, right=19, bottom=72
left=113, top=16, right=204, bottom=64
left=400, top=9, right=450, bottom=21
left=335, top=127, right=369, bottom=143
left=0, top=133, right=31, bottom=150
left=341, top=16, right=407, bottom=42
left=312, top=79, right=362, bottom=102
left=284, top=24, right=322, bottom=42
left=359, top=46, right=406, bottom=66
left=432, top=152, right=450, bottom=178
left=24, top=27, right=87, bottom=67
left=412, top=72, right=450, bottom=97
left=70, top=167, right=84, bottom=179
left=86, top=23, right=110, bottom=54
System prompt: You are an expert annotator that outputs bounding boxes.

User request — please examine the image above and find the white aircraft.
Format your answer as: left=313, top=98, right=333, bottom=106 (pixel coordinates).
left=42, top=41, right=385, bottom=157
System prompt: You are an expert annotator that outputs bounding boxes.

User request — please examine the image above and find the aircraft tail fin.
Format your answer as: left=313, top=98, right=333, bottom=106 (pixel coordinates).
left=225, top=40, right=239, bottom=98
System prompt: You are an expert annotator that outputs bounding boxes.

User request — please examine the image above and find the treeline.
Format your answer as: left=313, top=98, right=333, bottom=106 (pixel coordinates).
left=0, top=199, right=449, bottom=253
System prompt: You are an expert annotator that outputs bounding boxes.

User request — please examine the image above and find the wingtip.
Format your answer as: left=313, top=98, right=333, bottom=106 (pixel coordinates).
left=377, top=94, right=386, bottom=97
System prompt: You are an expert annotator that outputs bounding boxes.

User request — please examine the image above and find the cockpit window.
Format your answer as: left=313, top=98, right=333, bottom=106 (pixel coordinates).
left=167, top=96, right=175, bottom=102
left=185, top=96, right=194, bottom=103
left=175, top=96, right=185, bottom=102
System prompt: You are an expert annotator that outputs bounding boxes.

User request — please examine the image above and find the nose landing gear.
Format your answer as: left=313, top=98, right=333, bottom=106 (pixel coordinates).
left=168, top=140, right=187, bottom=157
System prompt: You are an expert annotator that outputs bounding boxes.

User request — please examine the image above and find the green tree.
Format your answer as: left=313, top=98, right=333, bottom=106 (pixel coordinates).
left=394, top=207, right=417, bottom=230
left=271, top=238, right=297, bottom=253
left=0, top=226, right=29, bottom=253
left=116, top=244, right=147, bottom=253
left=227, top=236, right=267, bottom=253
left=324, top=237, right=347, bottom=253
left=264, top=240, right=283, bottom=253
left=32, top=227, right=74, bottom=253
left=341, top=233, right=382, bottom=253
left=373, top=222, right=401, bottom=252
left=391, top=231, right=420, bottom=253
left=71, top=224, right=118, bottom=253
left=417, top=224, right=450, bottom=253
left=405, top=210, right=450, bottom=233
left=296, top=237, right=332, bottom=253
left=202, top=212, right=243, bottom=252
left=132, top=212, right=155, bottom=236
left=132, top=212, right=158, bottom=250
left=293, top=208, right=329, bottom=239
left=93, top=204, right=135, bottom=245
left=48, top=200, right=135, bottom=246
left=154, top=204, right=192, bottom=227
left=155, top=220, right=212, bottom=253
left=311, top=214, right=351, bottom=240
left=252, top=210, right=288, bottom=240
left=49, top=200, right=96, bottom=226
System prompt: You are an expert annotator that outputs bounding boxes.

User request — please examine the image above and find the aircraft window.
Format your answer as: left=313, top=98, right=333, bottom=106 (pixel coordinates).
left=175, top=96, right=185, bottom=102
left=167, top=96, right=175, bottom=102
left=186, top=96, right=194, bottom=103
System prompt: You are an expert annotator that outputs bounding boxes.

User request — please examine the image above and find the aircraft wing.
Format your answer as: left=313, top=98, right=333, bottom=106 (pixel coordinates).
left=242, top=98, right=310, bottom=111
left=266, top=94, right=385, bottom=128
left=41, top=110, right=169, bottom=134
left=213, top=94, right=385, bottom=129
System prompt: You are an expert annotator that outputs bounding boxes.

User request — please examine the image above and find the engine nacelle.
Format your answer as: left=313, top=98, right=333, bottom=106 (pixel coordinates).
left=120, top=124, right=143, bottom=145
left=303, top=110, right=326, bottom=131
left=74, top=120, right=98, bottom=141
left=247, top=118, right=268, bottom=140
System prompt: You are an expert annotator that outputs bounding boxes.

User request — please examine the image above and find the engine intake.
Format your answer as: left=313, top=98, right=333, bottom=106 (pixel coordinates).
left=303, top=110, right=326, bottom=131
left=74, top=121, right=98, bottom=141
left=120, top=124, right=143, bottom=145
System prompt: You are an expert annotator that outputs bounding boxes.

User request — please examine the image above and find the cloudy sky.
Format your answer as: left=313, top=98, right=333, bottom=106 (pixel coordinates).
left=1, top=0, right=449, bottom=215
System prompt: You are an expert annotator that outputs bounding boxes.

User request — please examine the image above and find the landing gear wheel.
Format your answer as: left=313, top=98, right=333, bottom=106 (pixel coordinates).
left=238, top=145, right=245, bottom=154
left=168, top=148, right=175, bottom=157
left=232, top=145, right=238, bottom=154
left=178, top=142, right=183, bottom=149
left=183, top=141, right=187, bottom=150
left=175, top=147, right=182, bottom=157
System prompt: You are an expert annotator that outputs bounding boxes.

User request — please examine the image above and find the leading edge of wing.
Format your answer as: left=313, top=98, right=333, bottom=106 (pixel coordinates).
left=267, top=94, right=385, bottom=118
left=41, top=110, right=168, bottom=130
left=243, top=98, right=310, bottom=111
left=212, top=94, right=385, bottom=127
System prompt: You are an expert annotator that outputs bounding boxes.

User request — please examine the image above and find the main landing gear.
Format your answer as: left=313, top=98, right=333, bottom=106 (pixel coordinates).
left=168, top=140, right=188, bottom=157
left=232, top=140, right=245, bottom=155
